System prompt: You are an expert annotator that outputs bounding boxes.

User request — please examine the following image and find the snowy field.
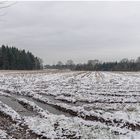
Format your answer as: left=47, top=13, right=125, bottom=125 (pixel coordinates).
left=0, top=70, right=140, bottom=138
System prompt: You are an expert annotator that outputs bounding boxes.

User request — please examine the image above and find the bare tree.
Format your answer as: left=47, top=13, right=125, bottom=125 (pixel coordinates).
left=66, top=60, right=74, bottom=66
left=88, top=59, right=99, bottom=66
left=136, top=57, right=140, bottom=63
left=120, top=58, right=129, bottom=63
left=0, top=1, right=16, bottom=9
left=57, top=61, right=63, bottom=66
left=0, top=1, right=16, bottom=17
left=0, top=1, right=17, bottom=23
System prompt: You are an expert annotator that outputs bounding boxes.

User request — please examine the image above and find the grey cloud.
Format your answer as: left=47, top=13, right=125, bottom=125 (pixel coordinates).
left=0, top=1, right=140, bottom=64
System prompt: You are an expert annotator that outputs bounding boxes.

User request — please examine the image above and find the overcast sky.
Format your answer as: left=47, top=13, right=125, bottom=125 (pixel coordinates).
left=1, top=1, right=140, bottom=64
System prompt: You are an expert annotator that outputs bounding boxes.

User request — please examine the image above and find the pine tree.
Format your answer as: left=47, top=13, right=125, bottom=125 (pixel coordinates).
left=0, top=45, right=43, bottom=70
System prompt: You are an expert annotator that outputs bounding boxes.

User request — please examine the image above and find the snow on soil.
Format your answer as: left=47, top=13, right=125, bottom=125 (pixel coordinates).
left=17, top=98, right=118, bottom=138
left=0, top=101, right=21, bottom=121
left=0, top=70, right=140, bottom=138
left=0, top=129, right=9, bottom=139
left=18, top=97, right=140, bottom=139
left=17, top=98, right=50, bottom=117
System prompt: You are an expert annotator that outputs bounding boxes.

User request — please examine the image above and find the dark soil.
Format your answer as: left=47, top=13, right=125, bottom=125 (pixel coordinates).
left=0, top=111, right=46, bottom=139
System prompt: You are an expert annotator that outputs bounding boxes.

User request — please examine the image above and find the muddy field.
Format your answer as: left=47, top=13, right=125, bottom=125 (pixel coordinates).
left=0, top=70, right=140, bottom=138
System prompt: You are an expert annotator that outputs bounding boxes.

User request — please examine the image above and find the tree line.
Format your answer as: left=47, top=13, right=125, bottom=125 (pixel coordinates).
left=0, top=45, right=43, bottom=70
left=45, top=57, right=140, bottom=71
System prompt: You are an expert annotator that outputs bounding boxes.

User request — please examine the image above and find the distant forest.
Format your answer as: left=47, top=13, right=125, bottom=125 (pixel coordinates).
left=45, top=58, right=140, bottom=71
left=1, top=44, right=140, bottom=71
left=0, top=45, right=43, bottom=70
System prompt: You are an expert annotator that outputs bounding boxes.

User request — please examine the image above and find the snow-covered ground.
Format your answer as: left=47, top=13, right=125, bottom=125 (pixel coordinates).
left=0, top=70, right=140, bottom=138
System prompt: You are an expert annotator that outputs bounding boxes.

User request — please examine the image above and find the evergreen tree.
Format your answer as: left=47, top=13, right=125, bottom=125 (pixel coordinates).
left=0, top=45, right=43, bottom=70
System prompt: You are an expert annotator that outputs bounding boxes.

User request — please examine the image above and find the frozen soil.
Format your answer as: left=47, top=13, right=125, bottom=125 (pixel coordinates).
left=0, top=110, right=44, bottom=139
left=0, top=70, right=140, bottom=138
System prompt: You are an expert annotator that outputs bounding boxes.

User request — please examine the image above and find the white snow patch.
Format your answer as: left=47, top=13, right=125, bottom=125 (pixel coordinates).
left=0, top=129, right=9, bottom=139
